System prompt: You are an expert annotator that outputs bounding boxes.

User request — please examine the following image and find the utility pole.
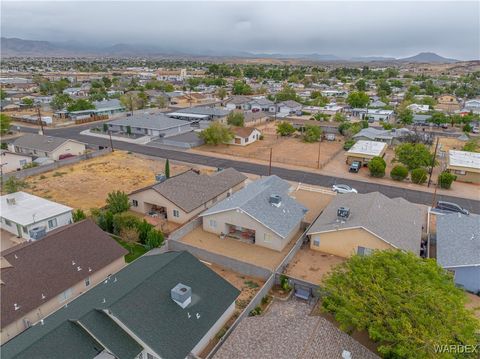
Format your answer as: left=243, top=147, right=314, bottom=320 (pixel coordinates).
left=0, top=162, right=7, bottom=193
left=317, top=139, right=321, bottom=169
left=431, top=179, right=439, bottom=209
left=268, top=148, right=272, bottom=176
left=36, top=105, right=44, bottom=135
left=427, top=136, right=440, bottom=187
left=108, top=130, right=114, bottom=152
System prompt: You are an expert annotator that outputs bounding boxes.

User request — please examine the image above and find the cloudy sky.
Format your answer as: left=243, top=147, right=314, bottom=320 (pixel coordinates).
left=1, top=1, right=479, bottom=60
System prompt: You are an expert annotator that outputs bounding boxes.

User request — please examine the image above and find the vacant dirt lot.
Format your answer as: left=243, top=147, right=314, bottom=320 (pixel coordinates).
left=193, top=122, right=344, bottom=169
left=181, top=227, right=303, bottom=270
left=24, top=151, right=192, bottom=211
left=285, top=246, right=345, bottom=284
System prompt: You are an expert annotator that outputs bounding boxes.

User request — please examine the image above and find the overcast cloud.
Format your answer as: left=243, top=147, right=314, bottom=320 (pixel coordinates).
left=1, top=1, right=479, bottom=59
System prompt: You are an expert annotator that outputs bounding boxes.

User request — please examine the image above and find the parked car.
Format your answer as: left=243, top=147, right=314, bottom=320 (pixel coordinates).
left=434, top=201, right=469, bottom=215
left=472, top=127, right=479, bottom=134
left=58, top=153, right=75, bottom=160
left=332, top=184, right=358, bottom=194
left=349, top=161, right=361, bottom=173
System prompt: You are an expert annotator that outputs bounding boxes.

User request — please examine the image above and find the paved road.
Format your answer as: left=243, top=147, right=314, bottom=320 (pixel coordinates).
left=12, top=124, right=480, bottom=213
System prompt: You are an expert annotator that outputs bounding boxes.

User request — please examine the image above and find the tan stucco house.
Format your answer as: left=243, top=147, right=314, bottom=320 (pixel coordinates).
left=307, top=192, right=423, bottom=258
left=200, top=176, right=308, bottom=252
left=230, top=127, right=262, bottom=146
left=0, top=220, right=127, bottom=343
left=446, top=150, right=480, bottom=184
left=345, top=140, right=387, bottom=165
left=9, top=134, right=86, bottom=161
left=129, top=168, right=247, bottom=224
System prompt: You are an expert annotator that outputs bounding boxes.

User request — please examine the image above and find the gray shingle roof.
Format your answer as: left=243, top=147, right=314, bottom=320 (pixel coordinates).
left=108, top=113, right=191, bottom=131
left=132, top=168, right=247, bottom=213
left=278, top=100, right=302, bottom=108
left=1, top=251, right=240, bottom=359
left=173, top=106, right=230, bottom=117
left=307, top=192, right=423, bottom=253
left=436, top=213, right=480, bottom=268
left=93, top=99, right=124, bottom=110
left=11, top=134, right=82, bottom=153
left=201, top=176, right=307, bottom=239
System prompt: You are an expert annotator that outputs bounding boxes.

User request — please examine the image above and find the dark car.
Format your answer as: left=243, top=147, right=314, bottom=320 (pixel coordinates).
left=435, top=201, right=469, bottom=215
left=349, top=161, right=361, bottom=173
left=58, top=153, right=75, bottom=160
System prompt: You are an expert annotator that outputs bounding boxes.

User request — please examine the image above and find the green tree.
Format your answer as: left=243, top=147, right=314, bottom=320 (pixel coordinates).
left=90, top=208, right=114, bottom=233
left=276, top=121, right=296, bottom=136
left=429, top=112, right=448, bottom=126
left=49, top=94, right=72, bottom=111
left=367, top=156, right=386, bottom=177
left=199, top=122, right=234, bottom=145
left=21, top=98, right=34, bottom=107
left=355, top=79, right=367, bottom=91
left=156, top=96, right=167, bottom=109
left=395, top=143, right=433, bottom=170
left=216, top=87, right=227, bottom=100
left=343, top=139, right=355, bottom=150
left=105, top=190, right=130, bottom=214
left=334, top=113, right=346, bottom=122
left=321, top=251, right=479, bottom=359
left=72, top=209, right=87, bottom=222
left=136, top=219, right=154, bottom=244
left=462, top=139, right=479, bottom=152
left=438, top=171, right=456, bottom=189
left=232, top=81, right=253, bottom=95
left=2, top=177, right=28, bottom=194
left=165, top=159, right=170, bottom=179
left=397, top=107, right=414, bottom=125
left=112, top=212, right=141, bottom=236
left=376, top=79, right=392, bottom=96
left=346, top=91, right=370, bottom=108
left=145, top=229, right=164, bottom=249
left=411, top=167, right=428, bottom=184
left=0, top=89, right=6, bottom=100
left=120, top=93, right=140, bottom=113
left=103, top=123, right=108, bottom=132
left=275, top=84, right=298, bottom=102
left=227, top=112, right=245, bottom=127
left=302, top=125, right=322, bottom=143
left=0, top=113, right=11, bottom=135
left=67, top=99, right=95, bottom=112
left=390, top=165, right=408, bottom=181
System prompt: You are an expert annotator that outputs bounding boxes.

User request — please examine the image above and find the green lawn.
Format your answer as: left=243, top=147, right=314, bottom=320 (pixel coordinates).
left=114, top=238, right=149, bottom=263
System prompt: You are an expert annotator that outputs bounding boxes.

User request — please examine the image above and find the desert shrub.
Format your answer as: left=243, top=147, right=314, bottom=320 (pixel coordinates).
left=438, top=171, right=456, bottom=189
left=390, top=165, right=409, bottom=181
left=343, top=139, right=355, bottom=150
left=368, top=156, right=386, bottom=178
left=411, top=168, right=428, bottom=184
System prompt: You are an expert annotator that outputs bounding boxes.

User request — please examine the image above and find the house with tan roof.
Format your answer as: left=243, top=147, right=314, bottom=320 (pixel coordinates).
left=229, top=127, right=261, bottom=146
left=0, top=220, right=127, bottom=343
left=307, top=192, right=423, bottom=258
left=129, top=168, right=247, bottom=224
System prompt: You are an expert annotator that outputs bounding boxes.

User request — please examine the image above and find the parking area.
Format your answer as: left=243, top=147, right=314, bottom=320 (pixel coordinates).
left=285, top=246, right=345, bottom=284
left=180, top=226, right=303, bottom=270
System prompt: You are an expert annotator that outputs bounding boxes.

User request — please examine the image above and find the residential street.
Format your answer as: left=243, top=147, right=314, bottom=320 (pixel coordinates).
left=12, top=124, right=480, bottom=213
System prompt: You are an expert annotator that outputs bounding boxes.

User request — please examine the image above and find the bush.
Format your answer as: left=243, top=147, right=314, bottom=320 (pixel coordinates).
left=279, top=274, right=292, bottom=292
left=137, top=219, right=154, bottom=244
left=3, top=177, right=28, bottom=194
left=112, top=212, right=141, bottom=235
left=438, top=171, right=456, bottom=189
left=276, top=121, right=295, bottom=136
left=106, top=190, right=130, bottom=214
left=303, top=125, right=322, bottom=142
left=343, top=139, right=355, bottom=150
left=199, top=122, right=233, bottom=145
left=390, top=165, right=408, bottom=181
left=72, top=209, right=87, bottom=222
left=249, top=306, right=263, bottom=317
left=462, top=124, right=472, bottom=133
left=411, top=168, right=428, bottom=184
left=226, top=112, right=245, bottom=127
left=367, top=156, right=386, bottom=178
left=145, top=229, right=164, bottom=249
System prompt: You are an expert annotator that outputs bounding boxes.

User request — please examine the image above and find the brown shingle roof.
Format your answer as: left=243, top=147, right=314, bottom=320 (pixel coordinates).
left=132, top=168, right=247, bottom=213
left=233, top=127, right=258, bottom=138
left=0, top=220, right=127, bottom=328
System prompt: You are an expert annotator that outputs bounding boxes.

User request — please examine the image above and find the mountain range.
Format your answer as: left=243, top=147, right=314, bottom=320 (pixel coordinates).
left=0, top=37, right=459, bottom=63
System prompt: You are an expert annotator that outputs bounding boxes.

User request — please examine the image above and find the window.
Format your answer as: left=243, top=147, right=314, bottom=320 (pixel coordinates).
left=58, top=288, right=72, bottom=303
left=209, top=219, right=217, bottom=228
left=173, top=209, right=180, bottom=218
left=85, top=277, right=91, bottom=287
left=132, top=199, right=139, bottom=207
left=454, top=170, right=466, bottom=175
left=19, top=159, right=27, bottom=166
left=263, top=233, right=272, bottom=243
left=313, top=238, right=320, bottom=247
left=357, top=246, right=374, bottom=256
left=48, top=218, right=58, bottom=229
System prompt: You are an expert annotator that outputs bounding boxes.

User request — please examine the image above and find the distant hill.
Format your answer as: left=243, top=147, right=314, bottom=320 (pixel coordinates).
left=0, top=37, right=461, bottom=63
left=398, top=52, right=458, bottom=63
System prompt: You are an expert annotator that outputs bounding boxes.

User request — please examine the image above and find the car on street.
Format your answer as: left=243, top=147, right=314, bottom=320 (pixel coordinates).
left=434, top=201, right=470, bottom=215
left=332, top=184, right=358, bottom=194
left=349, top=161, right=361, bottom=173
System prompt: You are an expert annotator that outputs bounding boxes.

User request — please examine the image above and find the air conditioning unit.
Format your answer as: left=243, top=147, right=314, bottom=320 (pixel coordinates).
left=6, top=198, right=16, bottom=205
left=29, top=226, right=47, bottom=240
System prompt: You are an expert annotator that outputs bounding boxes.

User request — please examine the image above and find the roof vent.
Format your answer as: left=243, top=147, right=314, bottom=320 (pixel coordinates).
left=269, top=194, right=282, bottom=207
left=342, top=350, right=352, bottom=359
left=337, top=207, right=350, bottom=221
left=171, top=283, right=192, bottom=309
left=6, top=198, right=16, bottom=205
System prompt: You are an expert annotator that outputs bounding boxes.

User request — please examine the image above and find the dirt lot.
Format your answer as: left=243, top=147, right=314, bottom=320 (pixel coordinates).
left=285, top=246, right=345, bottom=284
left=181, top=227, right=303, bottom=270
left=291, top=186, right=335, bottom=223
left=193, top=122, right=344, bottom=169
left=23, top=151, right=194, bottom=211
